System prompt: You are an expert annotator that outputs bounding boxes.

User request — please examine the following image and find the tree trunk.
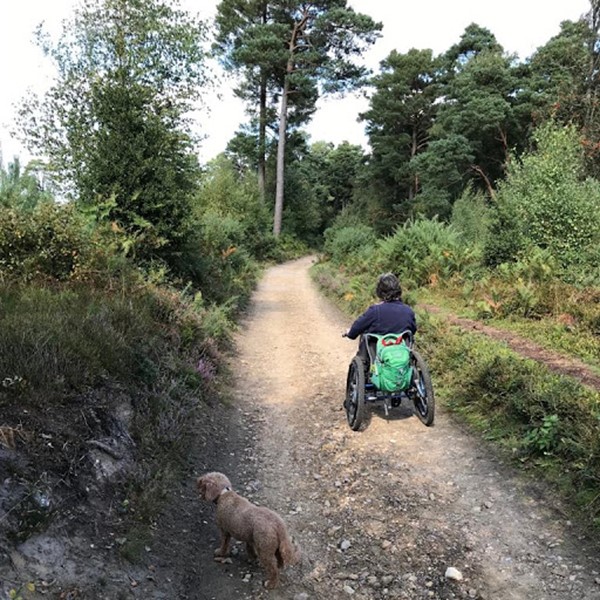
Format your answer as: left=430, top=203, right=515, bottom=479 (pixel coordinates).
left=471, top=164, right=495, bottom=200
left=258, top=70, right=267, bottom=202
left=273, top=72, right=290, bottom=236
left=273, top=12, right=307, bottom=237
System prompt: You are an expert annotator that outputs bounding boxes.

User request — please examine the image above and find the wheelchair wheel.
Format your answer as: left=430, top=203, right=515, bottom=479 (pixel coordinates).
left=410, top=349, right=435, bottom=426
left=345, top=356, right=367, bottom=431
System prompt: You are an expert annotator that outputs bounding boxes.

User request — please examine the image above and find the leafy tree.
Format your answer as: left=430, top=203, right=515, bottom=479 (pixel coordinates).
left=443, top=22, right=504, bottom=69
left=526, top=20, right=589, bottom=126
left=526, top=9, right=600, bottom=177
left=323, top=142, right=365, bottom=215
left=408, top=135, right=474, bottom=219
left=19, top=0, right=208, bottom=264
left=294, top=140, right=365, bottom=231
left=436, top=36, right=525, bottom=196
left=361, top=48, right=441, bottom=217
left=214, top=0, right=283, bottom=200
left=0, top=157, right=54, bottom=210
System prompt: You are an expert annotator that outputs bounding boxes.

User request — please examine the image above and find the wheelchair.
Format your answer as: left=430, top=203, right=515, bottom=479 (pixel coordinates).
left=344, top=330, right=435, bottom=431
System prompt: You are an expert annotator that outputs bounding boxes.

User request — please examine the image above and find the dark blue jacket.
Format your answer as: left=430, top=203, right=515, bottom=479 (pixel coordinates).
left=347, top=300, right=417, bottom=340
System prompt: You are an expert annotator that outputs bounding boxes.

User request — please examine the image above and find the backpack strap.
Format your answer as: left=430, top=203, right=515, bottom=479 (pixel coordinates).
left=381, top=335, right=404, bottom=347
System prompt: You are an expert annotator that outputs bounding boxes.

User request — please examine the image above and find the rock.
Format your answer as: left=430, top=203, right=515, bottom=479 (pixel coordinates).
left=340, top=539, right=351, bottom=551
left=343, top=584, right=355, bottom=595
left=294, top=594, right=309, bottom=600
left=327, top=525, right=342, bottom=537
left=445, top=567, right=463, bottom=581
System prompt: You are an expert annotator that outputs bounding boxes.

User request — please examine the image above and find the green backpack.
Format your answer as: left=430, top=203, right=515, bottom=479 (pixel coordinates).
left=370, top=333, right=413, bottom=392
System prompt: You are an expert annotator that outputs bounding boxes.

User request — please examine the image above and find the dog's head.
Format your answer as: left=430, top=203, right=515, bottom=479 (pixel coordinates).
left=197, top=471, right=232, bottom=502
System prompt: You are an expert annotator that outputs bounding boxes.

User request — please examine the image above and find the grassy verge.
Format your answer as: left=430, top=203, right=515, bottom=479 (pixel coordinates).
left=418, top=286, right=600, bottom=374
left=0, top=278, right=235, bottom=555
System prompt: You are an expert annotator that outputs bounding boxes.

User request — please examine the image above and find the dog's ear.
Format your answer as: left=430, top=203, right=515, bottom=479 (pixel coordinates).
left=197, top=476, right=207, bottom=499
left=198, top=475, right=222, bottom=502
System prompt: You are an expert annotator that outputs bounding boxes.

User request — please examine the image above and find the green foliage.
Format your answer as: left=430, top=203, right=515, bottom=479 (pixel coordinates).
left=215, top=0, right=381, bottom=236
left=409, top=135, right=475, bottom=214
left=450, top=184, right=490, bottom=246
left=0, top=285, right=159, bottom=400
left=323, top=224, right=377, bottom=265
left=425, top=321, right=600, bottom=521
left=19, top=0, right=208, bottom=269
left=0, top=203, right=91, bottom=281
left=196, top=156, right=276, bottom=260
left=525, top=414, right=560, bottom=454
left=361, top=48, right=442, bottom=214
left=0, top=158, right=54, bottom=210
left=377, top=218, right=478, bottom=287
left=485, top=122, right=600, bottom=273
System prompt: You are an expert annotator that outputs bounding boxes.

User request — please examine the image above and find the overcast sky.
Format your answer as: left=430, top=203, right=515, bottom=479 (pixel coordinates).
left=0, top=0, right=591, bottom=165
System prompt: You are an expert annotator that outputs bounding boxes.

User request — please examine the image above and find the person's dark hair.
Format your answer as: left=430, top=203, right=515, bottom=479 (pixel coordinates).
left=376, top=272, right=402, bottom=302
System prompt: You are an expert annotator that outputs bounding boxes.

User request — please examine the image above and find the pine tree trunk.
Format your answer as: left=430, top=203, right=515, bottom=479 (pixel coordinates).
left=258, top=71, right=267, bottom=202
left=273, top=74, right=289, bottom=237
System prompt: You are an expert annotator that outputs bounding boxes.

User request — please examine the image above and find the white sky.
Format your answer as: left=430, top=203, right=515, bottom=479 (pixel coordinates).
left=0, top=0, right=591, bottom=165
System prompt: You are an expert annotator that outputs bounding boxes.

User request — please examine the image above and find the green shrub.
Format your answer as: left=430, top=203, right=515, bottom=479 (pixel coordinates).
left=450, top=185, right=490, bottom=247
left=377, top=217, right=477, bottom=287
left=323, top=224, right=377, bottom=265
left=0, top=203, right=91, bottom=281
left=484, top=122, right=600, bottom=273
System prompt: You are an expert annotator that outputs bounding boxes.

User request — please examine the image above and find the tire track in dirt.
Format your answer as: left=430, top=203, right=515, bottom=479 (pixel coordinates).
left=419, top=304, right=600, bottom=390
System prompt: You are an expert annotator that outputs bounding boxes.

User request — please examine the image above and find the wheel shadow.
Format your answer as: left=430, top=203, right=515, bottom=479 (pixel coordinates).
left=368, top=401, right=416, bottom=424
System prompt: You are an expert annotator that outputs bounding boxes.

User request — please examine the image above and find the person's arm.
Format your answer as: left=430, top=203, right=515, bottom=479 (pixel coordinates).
left=347, top=305, right=376, bottom=339
left=409, top=308, right=417, bottom=334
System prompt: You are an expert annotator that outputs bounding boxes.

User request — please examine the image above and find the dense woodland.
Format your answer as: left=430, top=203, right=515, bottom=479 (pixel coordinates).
left=1, top=0, right=600, bottom=565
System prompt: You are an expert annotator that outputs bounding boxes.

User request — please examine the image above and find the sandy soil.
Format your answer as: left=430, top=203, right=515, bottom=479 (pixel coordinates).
left=3, top=256, right=600, bottom=600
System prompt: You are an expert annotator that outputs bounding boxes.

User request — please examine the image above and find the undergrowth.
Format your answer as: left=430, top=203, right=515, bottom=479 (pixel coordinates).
left=0, top=276, right=236, bottom=556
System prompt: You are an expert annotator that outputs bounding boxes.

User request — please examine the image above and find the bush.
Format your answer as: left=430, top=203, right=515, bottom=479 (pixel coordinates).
left=484, top=122, right=600, bottom=273
left=377, top=217, right=478, bottom=287
left=186, top=210, right=259, bottom=306
left=323, top=225, right=377, bottom=265
left=0, top=203, right=91, bottom=281
left=450, top=185, right=490, bottom=247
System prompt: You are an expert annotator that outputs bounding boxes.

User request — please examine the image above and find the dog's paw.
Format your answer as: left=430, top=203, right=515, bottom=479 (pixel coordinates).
left=263, top=579, right=278, bottom=590
left=214, top=556, right=233, bottom=564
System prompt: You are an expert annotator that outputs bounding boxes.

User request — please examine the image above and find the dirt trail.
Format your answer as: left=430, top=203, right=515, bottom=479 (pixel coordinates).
left=186, top=256, right=600, bottom=599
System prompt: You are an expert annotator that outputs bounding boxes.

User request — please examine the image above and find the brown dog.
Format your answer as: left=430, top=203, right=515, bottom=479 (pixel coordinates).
left=197, top=471, right=300, bottom=589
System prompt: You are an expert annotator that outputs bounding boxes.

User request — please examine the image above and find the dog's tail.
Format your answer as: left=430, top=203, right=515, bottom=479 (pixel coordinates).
left=277, top=531, right=301, bottom=568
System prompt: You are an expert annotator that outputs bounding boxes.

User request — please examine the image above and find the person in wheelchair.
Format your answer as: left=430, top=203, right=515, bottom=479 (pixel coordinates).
left=345, top=273, right=417, bottom=373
